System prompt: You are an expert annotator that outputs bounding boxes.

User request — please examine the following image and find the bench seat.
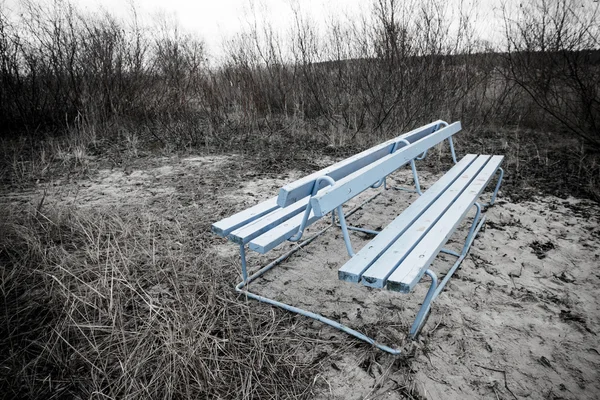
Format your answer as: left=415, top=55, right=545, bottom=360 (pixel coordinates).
left=248, top=209, right=319, bottom=253
left=339, top=154, right=503, bottom=292
left=228, top=195, right=311, bottom=245
left=211, top=194, right=316, bottom=252
left=211, top=196, right=280, bottom=237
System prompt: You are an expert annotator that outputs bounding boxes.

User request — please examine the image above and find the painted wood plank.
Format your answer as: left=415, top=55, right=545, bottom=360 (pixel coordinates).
left=359, top=155, right=491, bottom=288
left=277, top=120, right=446, bottom=207
left=249, top=209, right=319, bottom=253
left=311, top=122, right=462, bottom=217
left=386, top=155, right=504, bottom=293
left=228, top=195, right=311, bottom=244
left=211, top=197, right=279, bottom=237
left=338, top=154, right=478, bottom=283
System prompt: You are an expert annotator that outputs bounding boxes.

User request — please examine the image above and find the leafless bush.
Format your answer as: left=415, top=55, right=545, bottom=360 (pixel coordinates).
left=501, top=0, right=600, bottom=148
left=214, top=0, right=517, bottom=148
left=2, top=0, right=598, bottom=152
left=0, top=0, right=207, bottom=134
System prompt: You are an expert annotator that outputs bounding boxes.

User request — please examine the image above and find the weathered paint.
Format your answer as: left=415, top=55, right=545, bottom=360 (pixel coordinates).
left=311, top=122, right=462, bottom=217
left=386, top=155, right=504, bottom=293
left=338, top=154, right=478, bottom=283
left=277, top=121, right=446, bottom=207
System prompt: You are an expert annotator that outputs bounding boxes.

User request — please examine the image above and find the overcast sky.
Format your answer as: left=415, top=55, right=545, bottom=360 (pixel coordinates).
left=5, top=0, right=504, bottom=57
left=75, top=0, right=367, bottom=56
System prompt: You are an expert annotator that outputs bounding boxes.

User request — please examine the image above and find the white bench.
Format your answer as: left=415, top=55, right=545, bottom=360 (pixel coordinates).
left=211, top=120, right=503, bottom=354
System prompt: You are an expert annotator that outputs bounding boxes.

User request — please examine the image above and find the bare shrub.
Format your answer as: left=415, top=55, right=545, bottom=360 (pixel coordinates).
left=0, top=0, right=208, bottom=134
left=501, top=0, right=600, bottom=148
left=1, top=1, right=600, bottom=396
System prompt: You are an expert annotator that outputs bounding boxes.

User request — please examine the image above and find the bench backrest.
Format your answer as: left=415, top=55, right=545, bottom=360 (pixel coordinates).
left=277, top=120, right=449, bottom=207
left=310, top=122, right=462, bottom=217
left=213, top=120, right=461, bottom=240
left=212, top=197, right=279, bottom=237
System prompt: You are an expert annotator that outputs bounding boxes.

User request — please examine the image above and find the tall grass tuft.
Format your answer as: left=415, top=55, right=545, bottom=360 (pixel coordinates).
left=0, top=206, right=322, bottom=399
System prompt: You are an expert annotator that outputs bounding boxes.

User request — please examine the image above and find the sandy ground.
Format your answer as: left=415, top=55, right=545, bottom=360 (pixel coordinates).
left=4, top=153, right=599, bottom=399
left=240, top=169, right=600, bottom=400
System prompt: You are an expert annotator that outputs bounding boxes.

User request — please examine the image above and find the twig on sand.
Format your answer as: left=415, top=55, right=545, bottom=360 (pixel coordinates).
left=474, top=364, right=518, bottom=400
left=492, top=384, right=500, bottom=400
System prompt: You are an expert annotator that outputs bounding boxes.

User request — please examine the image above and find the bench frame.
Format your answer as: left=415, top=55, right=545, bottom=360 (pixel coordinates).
left=235, top=191, right=405, bottom=354
left=235, top=172, right=503, bottom=354
left=234, top=174, right=503, bottom=355
left=221, top=123, right=504, bottom=355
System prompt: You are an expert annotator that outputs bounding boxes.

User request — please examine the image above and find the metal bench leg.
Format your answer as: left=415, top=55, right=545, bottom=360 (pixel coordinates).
left=386, top=159, right=423, bottom=195
left=240, top=244, right=249, bottom=282
left=333, top=191, right=383, bottom=239
left=236, top=226, right=403, bottom=355
left=376, top=138, right=423, bottom=195
left=409, top=269, right=438, bottom=338
left=411, top=203, right=486, bottom=338
left=410, top=160, right=423, bottom=195
left=480, top=167, right=504, bottom=207
left=489, top=167, right=504, bottom=206
left=448, top=136, right=458, bottom=164
left=336, top=204, right=355, bottom=257
left=433, top=202, right=486, bottom=301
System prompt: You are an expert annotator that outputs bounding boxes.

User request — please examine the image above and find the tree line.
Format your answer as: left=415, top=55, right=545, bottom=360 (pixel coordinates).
left=0, top=0, right=598, bottom=148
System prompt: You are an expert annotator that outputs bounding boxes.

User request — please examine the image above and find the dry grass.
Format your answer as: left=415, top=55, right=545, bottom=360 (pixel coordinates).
left=1, top=121, right=598, bottom=398
left=0, top=204, right=328, bottom=399
left=0, top=0, right=598, bottom=398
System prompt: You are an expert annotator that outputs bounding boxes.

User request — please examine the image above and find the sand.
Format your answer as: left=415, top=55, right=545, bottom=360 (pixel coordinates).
left=219, top=163, right=600, bottom=400
left=5, top=153, right=599, bottom=399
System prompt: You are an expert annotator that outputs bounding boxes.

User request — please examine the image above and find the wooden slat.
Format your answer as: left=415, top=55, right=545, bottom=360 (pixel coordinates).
left=359, top=155, right=491, bottom=288
left=386, top=155, right=504, bottom=293
left=277, top=121, right=445, bottom=207
left=311, top=122, right=462, bottom=217
left=338, top=154, right=478, bottom=283
left=211, top=197, right=279, bottom=237
left=249, top=210, right=319, bottom=253
left=228, top=196, right=311, bottom=244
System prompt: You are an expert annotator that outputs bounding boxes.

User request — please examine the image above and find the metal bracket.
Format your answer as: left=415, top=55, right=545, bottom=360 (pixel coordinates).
left=289, top=175, right=355, bottom=257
